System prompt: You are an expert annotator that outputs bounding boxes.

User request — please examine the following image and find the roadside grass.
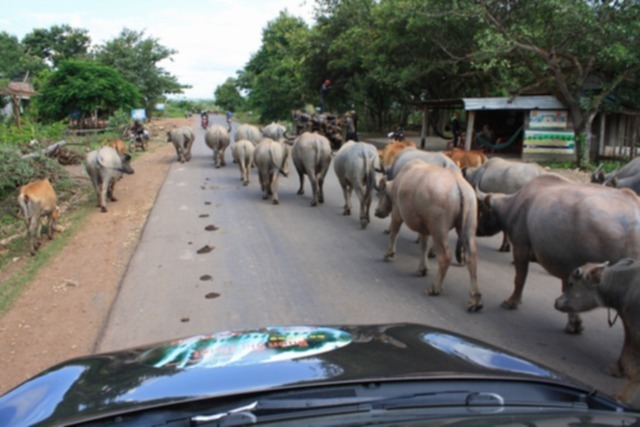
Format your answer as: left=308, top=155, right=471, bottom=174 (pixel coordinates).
left=0, top=187, right=94, bottom=318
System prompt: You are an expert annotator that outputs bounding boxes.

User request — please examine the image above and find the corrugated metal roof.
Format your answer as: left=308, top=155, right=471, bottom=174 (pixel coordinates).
left=462, top=96, right=566, bottom=111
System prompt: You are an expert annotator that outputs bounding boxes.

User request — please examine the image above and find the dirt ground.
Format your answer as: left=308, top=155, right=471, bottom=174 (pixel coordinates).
left=0, top=122, right=591, bottom=395
left=0, top=117, right=190, bottom=394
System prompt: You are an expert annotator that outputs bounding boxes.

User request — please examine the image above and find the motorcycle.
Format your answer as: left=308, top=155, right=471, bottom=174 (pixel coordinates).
left=201, top=115, right=209, bottom=130
left=129, top=129, right=149, bottom=152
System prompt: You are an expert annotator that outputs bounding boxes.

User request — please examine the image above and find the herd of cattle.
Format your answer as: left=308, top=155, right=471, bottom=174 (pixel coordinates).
left=14, top=119, right=640, bottom=402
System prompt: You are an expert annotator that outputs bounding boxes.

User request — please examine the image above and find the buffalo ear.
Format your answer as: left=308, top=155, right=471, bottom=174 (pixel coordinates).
left=588, top=262, right=609, bottom=285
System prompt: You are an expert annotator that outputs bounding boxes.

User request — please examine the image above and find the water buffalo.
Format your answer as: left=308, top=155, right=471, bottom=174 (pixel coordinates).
left=292, top=132, right=333, bottom=206
left=374, top=159, right=482, bottom=312
left=205, top=124, right=230, bottom=168
left=607, top=173, right=640, bottom=195
left=465, top=157, right=547, bottom=251
left=254, top=138, right=289, bottom=204
left=555, top=259, right=640, bottom=403
left=386, top=147, right=460, bottom=180
left=261, top=122, right=287, bottom=142
left=477, top=174, right=640, bottom=333
left=333, top=141, right=380, bottom=228
left=18, top=179, right=59, bottom=256
left=234, top=124, right=261, bottom=146
left=232, top=139, right=255, bottom=186
left=166, top=126, right=195, bottom=163
left=592, top=157, right=640, bottom=184
left=85, top=146, right=134, bottom=212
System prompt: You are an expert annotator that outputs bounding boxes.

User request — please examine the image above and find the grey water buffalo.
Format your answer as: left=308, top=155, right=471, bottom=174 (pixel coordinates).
left=261, top=122, right=287, bottom=142
left=555, top=259, right=640, bottom=403
left=333, top=141, right=380, bottom=228
left=232, top=139, right=255, bottom=186
left=234, top=124, right=261, bottom=146
left=375, top=160, right=482, bottom=312
left=292, top=132, right=333, bottom=206
left=477, top=173, right=640, bottom=333
left=205, top=124, right=230, bottom=168
left=465, top=157, right=546, bottom=251
left=18, top=179, right=59, bottom=256
left=254, top=138, right=289, bottom=204
left=592, top=157, right=640, bottom=184
left=85, top=146, right=134, bottom=212
left=166, top=126, right=195, bottom=163
left=607, top=173, right=640, bottom=195
left=386, top=147, right=460, bottom=180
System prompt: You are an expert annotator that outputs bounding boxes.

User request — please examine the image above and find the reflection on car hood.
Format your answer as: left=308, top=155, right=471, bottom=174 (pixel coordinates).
left=0, top=323, right=595, bottom=426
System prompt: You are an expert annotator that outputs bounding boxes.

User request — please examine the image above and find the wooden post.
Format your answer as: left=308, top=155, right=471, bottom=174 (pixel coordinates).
left=465, top=111, right=475, bottom=150
left=12, top=94, right=21, bottom=130
left=421, top=105, right=428, bottom=149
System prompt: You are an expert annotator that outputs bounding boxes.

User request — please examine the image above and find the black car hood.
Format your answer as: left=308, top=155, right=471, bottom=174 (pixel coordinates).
left=0, top=323, right=594, bottom=426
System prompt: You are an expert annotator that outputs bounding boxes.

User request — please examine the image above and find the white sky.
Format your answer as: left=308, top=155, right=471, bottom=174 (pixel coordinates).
left=1, top=0, right=315, bottom=99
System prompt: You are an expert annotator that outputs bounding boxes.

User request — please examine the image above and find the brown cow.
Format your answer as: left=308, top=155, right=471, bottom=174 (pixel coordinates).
left=555, top=259, right=640, bottom=403
left=103, top=139, right=128, bottom=157
left=374, top=159, right=482, bottom=312
left=444, top=147, right=488, bottom=168
left=378, top=140, right=416, bottom=172
left=17, top=179, right=59, bottom=256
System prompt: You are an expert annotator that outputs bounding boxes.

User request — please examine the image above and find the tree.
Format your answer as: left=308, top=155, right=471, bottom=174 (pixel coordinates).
left=237, top=12, right=310, bottom=121
left=95, top=28, right=187, bottom=117
left=0, top=31, right=45, bottom=81
left=214, top=78, right=245, bottom=112
left=429, top=0, right=640, bottom=165
left=36, top=60, right=140, bottom=123
left=22, top=25, right=91, bottom=68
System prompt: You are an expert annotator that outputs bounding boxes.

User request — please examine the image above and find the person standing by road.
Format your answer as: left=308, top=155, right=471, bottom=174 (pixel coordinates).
left=319, top=79, right=331, bottom=113
left=451, top=111, right=462, bottom=148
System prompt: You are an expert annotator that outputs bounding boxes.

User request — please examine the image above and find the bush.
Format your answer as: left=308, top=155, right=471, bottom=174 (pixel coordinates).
left=0, top=119, right=67, bottom=147
left=0, top=146, right=73, bottom=203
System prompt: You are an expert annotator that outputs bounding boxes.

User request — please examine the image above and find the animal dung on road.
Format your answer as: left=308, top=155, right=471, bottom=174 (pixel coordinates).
left=196, top=245, right=214, bottom=254
left=205, top=225, right=219, bottom=231
left=199, top=214, right=210, bottom=218
left=180, top=317, right=190, bottom=323
left=200, top=274, right=213, bottom=281
left=205, top=292, right=220, bottom=299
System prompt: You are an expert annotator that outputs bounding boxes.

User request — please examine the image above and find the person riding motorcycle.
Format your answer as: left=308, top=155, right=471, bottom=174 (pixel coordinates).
left=130, top=120, right=149, bottom=151
left=201, top=111, right=209, bottom=129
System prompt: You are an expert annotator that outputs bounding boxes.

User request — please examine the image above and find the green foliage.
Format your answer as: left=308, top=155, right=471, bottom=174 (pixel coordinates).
left=237, top=12, right=310, bottom=121
left=0, top=119, right=66, bottom=146
left=0, top=145, right=73, bottom=202
left=95, top=29, right=188, bottom=116
left=214, top=78, right=245, bottom=112
left=35, top=60, right=141, bottom=122
left=0, top=31, right=45, bottom=80
left=22, top=24, right=91, bottom=68
left=108, top=108, right=134, bottom=138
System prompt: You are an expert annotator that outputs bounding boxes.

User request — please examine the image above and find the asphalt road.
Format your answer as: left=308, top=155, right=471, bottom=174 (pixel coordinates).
left=97, top=114, right=629, bottom=403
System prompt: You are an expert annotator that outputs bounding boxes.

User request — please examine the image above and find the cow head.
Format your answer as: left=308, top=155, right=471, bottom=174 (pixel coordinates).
left=554, top=261, right=609, bottom=313
left=374, top=177, right=392, bottom=219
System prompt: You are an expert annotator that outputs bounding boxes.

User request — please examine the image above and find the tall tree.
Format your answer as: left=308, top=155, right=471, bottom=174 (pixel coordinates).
left=237, top=12, right=310, bottom=121
left=36, top=60, right=140, bottom=123
left=22, top=25, right=91, bottom=68
left=214, top=78, right=245, bottom=112
left=95, top=28, right=187, bottom=117
left=0, top=31, right=45, bottom=81
left=430, top=0, right=640, bottom=164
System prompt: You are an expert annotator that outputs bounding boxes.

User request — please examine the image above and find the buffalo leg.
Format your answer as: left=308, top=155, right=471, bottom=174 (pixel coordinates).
left=341, top=182, right=352, bottom=215
left=415, top=234, right=429, bottom=276
left=296, top=167, right=305, bottom=195
left=502, top=247, right=529, bottom=309
left=427, top=234, right=451, bottom=296
left=271, top=173, right=280, bottom=205
left=499, top=232, right=511, bottom=252
left=384, top=212, right=403, bottom=261
left=464, top=237, right=483, bottom=312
